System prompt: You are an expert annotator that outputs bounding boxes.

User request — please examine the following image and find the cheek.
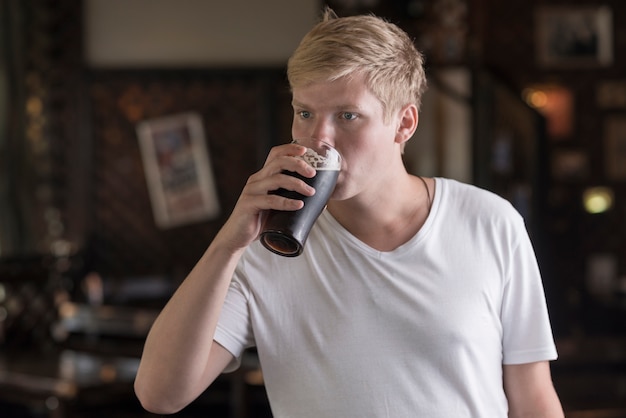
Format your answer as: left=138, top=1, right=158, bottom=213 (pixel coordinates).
left=291, top=119, right=301, bottom=138
left=338, top=150, right=369, bottom=183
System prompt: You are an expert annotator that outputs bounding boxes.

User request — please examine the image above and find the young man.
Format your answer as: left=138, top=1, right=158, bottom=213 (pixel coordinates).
left=135, top=8, right=564, bottom=417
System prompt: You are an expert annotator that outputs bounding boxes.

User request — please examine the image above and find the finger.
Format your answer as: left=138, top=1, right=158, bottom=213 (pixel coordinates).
left=260, top=193, right=305, bottom=211
left=235, top=189, right=304, bottom=216
left=263, top=155, right=316, bottom=181
left=246, top=171, right=315, bottom=203
left=263, top=144, right=316, bottom=178
left=264, top=142, right=307, bottom=163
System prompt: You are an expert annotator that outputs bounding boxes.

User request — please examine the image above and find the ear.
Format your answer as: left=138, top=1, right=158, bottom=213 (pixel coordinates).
left=394, top=103, right=419, bottom=145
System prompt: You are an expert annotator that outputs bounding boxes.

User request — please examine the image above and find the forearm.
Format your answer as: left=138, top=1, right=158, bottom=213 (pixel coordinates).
left=504, top=362, right=564, bottom=418
left=134, top=236, right=244, bottom=413
left=507, top=394, right=564, bottom=418
left=134, top=141, right=314, bottom=412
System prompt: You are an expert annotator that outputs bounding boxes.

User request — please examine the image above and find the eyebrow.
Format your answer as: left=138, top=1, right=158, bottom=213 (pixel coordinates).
left=291, top=100, right=363, bottom=111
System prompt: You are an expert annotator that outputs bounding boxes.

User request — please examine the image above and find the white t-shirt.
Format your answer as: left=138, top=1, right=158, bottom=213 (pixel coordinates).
left=215, top=178, right=557, bottom=417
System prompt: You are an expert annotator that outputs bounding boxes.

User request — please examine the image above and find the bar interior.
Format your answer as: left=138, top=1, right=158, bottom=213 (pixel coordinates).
left=1, top=0, right=626, bottom=417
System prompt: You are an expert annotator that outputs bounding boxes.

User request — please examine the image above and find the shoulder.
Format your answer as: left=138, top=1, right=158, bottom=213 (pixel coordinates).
left=435, top=178, right=527, bottom=239
left=438, top=177, right=520, bottom=218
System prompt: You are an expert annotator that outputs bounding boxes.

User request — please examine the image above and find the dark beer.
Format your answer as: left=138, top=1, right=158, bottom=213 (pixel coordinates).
left=260, top=168, right=339, bottom=257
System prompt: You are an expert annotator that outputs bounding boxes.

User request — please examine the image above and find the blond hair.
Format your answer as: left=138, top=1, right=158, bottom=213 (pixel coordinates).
left=287, top=8, right=427, bottom=121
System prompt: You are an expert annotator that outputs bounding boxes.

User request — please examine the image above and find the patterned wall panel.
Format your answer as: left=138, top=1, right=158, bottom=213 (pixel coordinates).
left=88, top=70, right=291, bottom=280
left=1, top=0, right=85, bottom=258
left=0, top=0, right=85, bottom=350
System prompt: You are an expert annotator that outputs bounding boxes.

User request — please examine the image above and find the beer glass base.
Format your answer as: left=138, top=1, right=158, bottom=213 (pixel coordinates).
left=259, top=231, right=303, bottom=257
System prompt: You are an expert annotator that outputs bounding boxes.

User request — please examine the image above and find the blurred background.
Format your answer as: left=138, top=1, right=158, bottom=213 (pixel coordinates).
left=1, top=0, right=625, bottom=416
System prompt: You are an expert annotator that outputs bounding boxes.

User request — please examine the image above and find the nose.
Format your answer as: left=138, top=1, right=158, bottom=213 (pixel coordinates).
left=308, top=118, right=335, bottom=146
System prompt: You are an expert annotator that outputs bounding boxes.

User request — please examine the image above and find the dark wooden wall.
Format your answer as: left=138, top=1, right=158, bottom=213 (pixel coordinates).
left=324, top=0, right=626, bottom=337
left=481, top=0, right=626, bottom=337
left=4, top=0, right=626, bottom=337
left=87, top=70, right=292, bottom=279
left=0, top=1, right=295, bottom=337
left=4, top=2, right=626, bottom=414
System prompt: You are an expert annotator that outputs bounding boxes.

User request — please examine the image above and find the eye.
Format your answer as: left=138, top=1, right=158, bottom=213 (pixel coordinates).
left=298, top=110, right=312, bottom=119
left=341, top=112, right=358, bottom=121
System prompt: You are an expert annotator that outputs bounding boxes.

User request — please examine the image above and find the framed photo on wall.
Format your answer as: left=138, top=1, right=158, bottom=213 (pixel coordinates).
left=535, top=6, right=613, bottom=68
left=137, top=112, right=220, bottom=229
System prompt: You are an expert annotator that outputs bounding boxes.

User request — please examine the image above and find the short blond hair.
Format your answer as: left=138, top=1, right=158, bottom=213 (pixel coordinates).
left=287, top=8, right=427, bottom=121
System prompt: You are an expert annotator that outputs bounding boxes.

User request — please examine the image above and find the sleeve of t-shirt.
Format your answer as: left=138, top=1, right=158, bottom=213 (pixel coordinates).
left=214, top=272, right=255, bottom=373
left=500, top=216, right=558, bottom=365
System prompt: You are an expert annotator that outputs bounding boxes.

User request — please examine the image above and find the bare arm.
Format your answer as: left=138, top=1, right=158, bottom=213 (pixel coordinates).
left=134, top=143, right=316, bottom=414
left=134, top=241, right=244, bottom=414
left=503, top=361, right=564, bottom=418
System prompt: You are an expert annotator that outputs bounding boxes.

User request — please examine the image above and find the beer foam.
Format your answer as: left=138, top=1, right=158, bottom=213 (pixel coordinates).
left=301, top=148, right=341, bottom=171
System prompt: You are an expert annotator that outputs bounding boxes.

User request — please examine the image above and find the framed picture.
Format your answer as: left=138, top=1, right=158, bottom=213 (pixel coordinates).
left=535, top=6, right=613, bottom=68
left=136, top=112, right=220, bottom=229
left=605, top=116, right=626, bottom=181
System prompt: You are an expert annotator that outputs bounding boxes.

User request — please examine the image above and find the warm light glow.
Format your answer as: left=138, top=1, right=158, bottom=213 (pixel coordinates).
left=524, top=89, right=548, bottom=109
left=26, top=96, right=43, bottom=115
left=522, top=84, right=574, bottom=138
left=583, top=187, right=614, bottom=214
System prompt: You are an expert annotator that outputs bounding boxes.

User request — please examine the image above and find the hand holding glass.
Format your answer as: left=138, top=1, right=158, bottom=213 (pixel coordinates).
left=260, top=138, right=341, bottom=257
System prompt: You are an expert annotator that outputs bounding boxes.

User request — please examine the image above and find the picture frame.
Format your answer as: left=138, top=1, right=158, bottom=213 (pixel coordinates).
left=136, top=112, right=220, bottom=229
left=535, top=6, right=613, bottom=68
left=604, top=116, right=626, bottom=181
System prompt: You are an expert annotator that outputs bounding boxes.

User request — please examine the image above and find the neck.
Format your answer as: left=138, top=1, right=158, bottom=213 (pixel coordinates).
left=327, top=175, right=433, bottom=252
